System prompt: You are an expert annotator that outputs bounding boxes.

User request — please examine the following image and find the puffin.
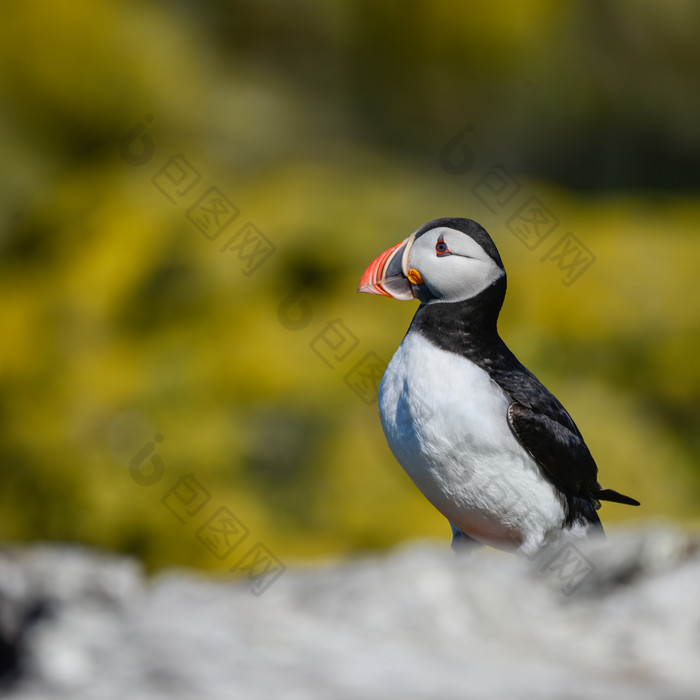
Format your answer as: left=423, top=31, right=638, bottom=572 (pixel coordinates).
left=358, top=217, right=639, bottom=556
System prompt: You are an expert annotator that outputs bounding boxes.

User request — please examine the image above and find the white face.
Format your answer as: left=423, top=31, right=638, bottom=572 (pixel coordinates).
left=407, top=226, right=504, bottom=303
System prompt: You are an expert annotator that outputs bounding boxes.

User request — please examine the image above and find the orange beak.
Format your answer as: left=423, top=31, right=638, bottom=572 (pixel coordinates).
left=357, top=235, right=417, bottom=301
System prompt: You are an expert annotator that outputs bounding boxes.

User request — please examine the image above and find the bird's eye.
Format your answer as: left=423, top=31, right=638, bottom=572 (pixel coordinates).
left=435, top=235, right=451, bottom=257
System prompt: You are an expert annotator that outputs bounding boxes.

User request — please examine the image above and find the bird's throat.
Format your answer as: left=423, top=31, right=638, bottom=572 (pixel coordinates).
left=409, top=277, right=507, bottom=361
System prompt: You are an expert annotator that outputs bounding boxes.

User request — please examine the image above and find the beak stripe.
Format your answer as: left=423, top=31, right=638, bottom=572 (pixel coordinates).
left=357, top=234, right=418, bottom=301
left=358, top=240, right=406, bottom=297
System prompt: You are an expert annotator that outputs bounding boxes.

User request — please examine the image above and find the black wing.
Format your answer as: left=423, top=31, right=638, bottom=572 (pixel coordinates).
left=507, top=401, right=598, bottom=495
left=504, top=386, right=639, bottom=507
left=483, top=351, right=600, bottom=497
left=490, top=356, right=639, bottom=505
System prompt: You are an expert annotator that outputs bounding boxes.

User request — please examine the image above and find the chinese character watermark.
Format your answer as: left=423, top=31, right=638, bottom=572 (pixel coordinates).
left=127, top=434, right=285, bottom=596
left=118, top=115, right=276, bottom=277
left=439, top=122, right=597, bottom=286
left=276, top=287, right=386, bottom=407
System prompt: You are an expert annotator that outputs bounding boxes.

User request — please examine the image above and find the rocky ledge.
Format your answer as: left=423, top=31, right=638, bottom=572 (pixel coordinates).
left=0, top=524, right=698, bottom=699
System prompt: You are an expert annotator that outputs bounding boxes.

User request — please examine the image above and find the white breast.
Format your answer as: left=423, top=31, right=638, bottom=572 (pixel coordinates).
left=378, top=331, right=567, bottom=554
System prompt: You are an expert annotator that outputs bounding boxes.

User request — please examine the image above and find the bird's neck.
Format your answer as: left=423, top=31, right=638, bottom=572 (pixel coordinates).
left=409, top=277, right=507, bottom=357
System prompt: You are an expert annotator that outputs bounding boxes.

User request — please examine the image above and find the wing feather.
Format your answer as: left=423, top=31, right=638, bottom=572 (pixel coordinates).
left=506, top=401, right=598, bottom=495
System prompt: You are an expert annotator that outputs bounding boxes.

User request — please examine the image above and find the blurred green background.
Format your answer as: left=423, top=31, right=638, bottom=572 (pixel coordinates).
left=1, top=0, right=698, bottom=572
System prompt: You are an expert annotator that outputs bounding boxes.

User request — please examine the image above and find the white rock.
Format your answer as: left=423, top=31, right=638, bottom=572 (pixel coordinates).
left=0, top=526, right=698, bottom=699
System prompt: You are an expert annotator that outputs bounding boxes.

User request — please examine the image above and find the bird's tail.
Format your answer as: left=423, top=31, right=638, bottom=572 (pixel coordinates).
left=597, top=488, right=640, bottom=507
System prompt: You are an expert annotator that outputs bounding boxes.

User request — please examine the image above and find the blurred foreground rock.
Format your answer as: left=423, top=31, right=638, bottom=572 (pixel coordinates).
left=0, top=525, right=698, bottom=699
